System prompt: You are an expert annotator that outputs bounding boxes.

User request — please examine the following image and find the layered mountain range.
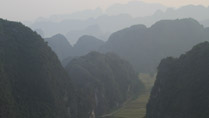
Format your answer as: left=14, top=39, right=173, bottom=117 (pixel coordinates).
left=0, top=18, right=144, bottom=118
left=65, top=52, right=144, bottom=117
left=101, top=18, right=209, bottom=73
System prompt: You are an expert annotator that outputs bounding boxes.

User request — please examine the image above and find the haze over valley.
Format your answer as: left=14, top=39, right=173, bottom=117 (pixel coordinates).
left=1, top=0, right=209, bottom=118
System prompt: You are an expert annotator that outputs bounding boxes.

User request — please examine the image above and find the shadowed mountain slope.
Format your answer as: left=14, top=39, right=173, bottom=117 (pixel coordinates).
left=147, top=41, right=209, bottom=118
left=65, top=52, right=145, bottom=117
left=0, top=19, right=78, bottom=118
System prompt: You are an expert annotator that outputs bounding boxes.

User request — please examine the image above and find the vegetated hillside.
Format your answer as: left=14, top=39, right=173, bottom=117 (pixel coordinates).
left=0, top=19, right=78, bottom=118
left=61, top=56, right=74, bottom=67
left=65, top=52, right=145, bottom=117
left=61, top=35, right=104, bottom=67
left=73, top=35, right=104, bottom=56
left=101, top=18, right=209, bottom=73
left=146, top=41, right=209, bottom=118
left=45, top=34, right=73, bottom=61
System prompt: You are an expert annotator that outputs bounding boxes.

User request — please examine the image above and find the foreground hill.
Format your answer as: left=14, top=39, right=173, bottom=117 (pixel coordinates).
left=0, top=19, right=78, bottom=118
left=101, top=18, right=209, bottom=73
left=146, top=42, right=209, bottom=118
left=65, top=52, right=145, bottom=117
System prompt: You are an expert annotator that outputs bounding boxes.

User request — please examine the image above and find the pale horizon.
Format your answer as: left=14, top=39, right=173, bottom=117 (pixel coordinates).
left=0, top=0, right=209, bottom=22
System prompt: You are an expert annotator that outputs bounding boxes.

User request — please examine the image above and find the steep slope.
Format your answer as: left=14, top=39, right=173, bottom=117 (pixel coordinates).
left=101, top=18, right=209, bottom=73
left=45, top=34, right=73, bottom=61
left=61, top=56, right=74, bottom=67
left=57, top=35, right=104, bottom=67
left=73, top=35, right=104, bottom=56
left=65, top=52, right=145, bottom=117
left=0, top=19, right=77, bottom=118
left=65, top=25, right=109, bottom=45
left=146, top=42, right=209, bottom=118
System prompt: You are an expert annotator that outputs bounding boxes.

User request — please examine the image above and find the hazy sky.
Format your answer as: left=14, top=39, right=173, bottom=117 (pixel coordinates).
left=0, top=0, right=209, bottom=21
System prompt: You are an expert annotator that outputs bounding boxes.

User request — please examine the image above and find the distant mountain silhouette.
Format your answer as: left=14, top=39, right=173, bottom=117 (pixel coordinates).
left=29, top=5, right=209, bottom=40
left=35, top=8, right=103, bottom=22
left=31, top=14, right=137, bottom=39
left=34, top=28, right=45, bottom=37
left=61, top=35, right=104, bottom=67
left=73, top=35, right=104, bottom=56
left=147, top=41, right=209, bottom=118
left=65, top=51, right=144, bottom=117
left=140, top=5, right=209, bottom=26
left=153, top=5, right=209, bottom=21
left=65, top=25, right=109, bottom=44
left=45, top=34, right=73, bottom=61
left=45, top=34, right=105, bottom=66
left=101, top=18, right=209, bottom=73
left=106, top=1, right=166, bottom=17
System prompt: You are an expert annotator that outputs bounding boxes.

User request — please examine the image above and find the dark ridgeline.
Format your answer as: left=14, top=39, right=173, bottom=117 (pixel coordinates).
left=63, top=35, right=104, bottom=67
left=72, top=35, right=104, bottom=57
left=45, top=34, right=104, bottom=67
left=0, top=19, right=145, bottom=118
left=65, top=52, right=144, bottom=117
left=146, top=42, right=209, bottom=118
left=45, top=34, right=73, bottom=61
left=46, top=19, right=209, bottom=74
left=65, top=25, right=107, bottom=45
left=0, top=19, right=78, bottom=118
left=101, top=18, right=209, bottom=73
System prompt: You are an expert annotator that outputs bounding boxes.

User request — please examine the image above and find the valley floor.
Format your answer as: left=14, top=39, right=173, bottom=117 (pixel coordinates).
left=106, top=92, right=149, bottom=118
left=100, top=73, right=155, bottom=118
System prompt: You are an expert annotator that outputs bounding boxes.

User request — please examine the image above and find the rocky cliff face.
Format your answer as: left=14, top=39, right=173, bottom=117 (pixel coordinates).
left=65, top=52, right=145, bottom=117
left=146, top=42, right=209, bottom=118
left=0, top=19, right=78, bottom=118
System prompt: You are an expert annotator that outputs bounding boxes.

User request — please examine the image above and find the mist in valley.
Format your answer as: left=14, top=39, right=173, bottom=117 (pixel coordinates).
left=0, top=0, right=209, bottom=118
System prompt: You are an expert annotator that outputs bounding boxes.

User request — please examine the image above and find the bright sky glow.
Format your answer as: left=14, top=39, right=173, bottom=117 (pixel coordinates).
left=0, top=0, right=208, bottom=21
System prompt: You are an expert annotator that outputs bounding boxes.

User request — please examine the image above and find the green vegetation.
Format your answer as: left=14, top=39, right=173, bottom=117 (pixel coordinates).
left=2, top=17, right=209, bottom=118
left=101, top=73, right=156, bottom=118
left=0, top=19, right=78, bottom=118
left=104, top=93, right=149, bottom=118
left=45, top=34, right=73, bottom=61
left=147, top=41, right=209, bottom=118
left=139, top=73, right=156, bottom=91
left=0, top=18, right=147, bottom=118
left=65, top=52, right=145, bottom=117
